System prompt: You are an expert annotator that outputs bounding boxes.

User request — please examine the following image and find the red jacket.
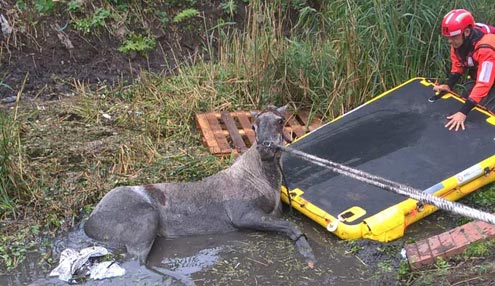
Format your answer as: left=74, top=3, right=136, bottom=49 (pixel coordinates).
left=450, top=32, right=495, bottom=103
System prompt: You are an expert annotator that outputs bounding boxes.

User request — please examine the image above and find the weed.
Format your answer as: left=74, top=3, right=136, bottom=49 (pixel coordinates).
left=15, top=0, right=27, bottom=10
left=0, top=229, right=37, bottom=271
left=0, top=113, right=19, bottom=219
left=377, top=260, right=393, bottom=273
left=343, top=240, right=363, bottom=255
left=463, top=240, right=494, bottom=257
left=220, top=0, right=238, bottom=18
left=91, top=8, right=111, bottom=28
left=469, top=185, right=495, bottom=212
left=156, top=11, right=170, bottom=28
left=398, top=259, right=410, bottom=276
left=72, top=18, right=92, bottom=33
left=34, top=0, right=56, bottom=15
left=433, top=257, right=449, bottom=272
left=173, top=8, right=200, bottom=23
left=118, top=33, right=156, bottom=55
left=71, top=7, right=111, bottom=34
left=67, top=0, right=81, bottom=12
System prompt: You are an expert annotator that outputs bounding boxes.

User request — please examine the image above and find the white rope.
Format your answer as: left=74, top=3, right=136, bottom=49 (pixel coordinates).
left=277, top=144, right=495, bottom=225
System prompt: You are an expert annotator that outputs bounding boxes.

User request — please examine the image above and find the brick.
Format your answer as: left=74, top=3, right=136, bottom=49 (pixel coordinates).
left=473, top=221, right=495, bottom=238
left=407, top=220, right=495, bottom=269
left=429, top=236, right=447, bottom=257
left=449, top=226, right=471, bottom=248
left=405, top=243, right=422, bottom=269
left=437, top=232, right=456, bottom=249
left=437, top=232, right=464, bottom=257
left=461, top=223, right=486, bottom=242
left=417, top=241, right=434, bottom=265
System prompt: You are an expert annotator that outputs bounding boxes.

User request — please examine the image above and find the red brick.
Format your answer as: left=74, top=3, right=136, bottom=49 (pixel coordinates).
left=461, top=223, right=486, bottom=242
left=417, top=241, right=434, bottom=265
left=438, top=232, right=464, bottom=257
left=473, top=221, right=495, bottom=238
left=428, top=236, right=444, bottom=257
left=437, top=232, right=456, bottom=249
left=449, top=226, right=471, bottom=248
left=405, top=243, right=422, bottom=269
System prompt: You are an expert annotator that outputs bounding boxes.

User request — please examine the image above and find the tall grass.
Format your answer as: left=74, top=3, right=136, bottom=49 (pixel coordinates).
left=0, top=113, right=22, bottom=220
left=205, top=0, right=495, bottom=118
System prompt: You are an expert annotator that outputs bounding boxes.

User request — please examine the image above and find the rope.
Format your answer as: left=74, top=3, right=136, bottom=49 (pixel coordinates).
left=275, top=144, right=495, bottom=225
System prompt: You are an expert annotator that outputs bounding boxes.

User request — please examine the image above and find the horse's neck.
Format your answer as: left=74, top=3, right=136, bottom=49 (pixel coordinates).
left=231, top=145, right=282, bottom=189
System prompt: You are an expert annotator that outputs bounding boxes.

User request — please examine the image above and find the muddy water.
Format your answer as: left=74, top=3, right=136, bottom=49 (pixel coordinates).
left=0, top=210, right=453, bottom=286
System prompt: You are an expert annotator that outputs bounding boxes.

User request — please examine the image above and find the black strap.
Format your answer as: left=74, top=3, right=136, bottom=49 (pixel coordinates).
left=475, top=43, right=495, bottom=52
left=294, top=233, right=307, bottom=243
left=277, top=159, right=293, bottom=215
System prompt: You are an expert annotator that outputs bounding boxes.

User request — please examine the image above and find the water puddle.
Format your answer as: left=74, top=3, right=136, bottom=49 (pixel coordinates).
left=0, top=211, right=456, bottom=286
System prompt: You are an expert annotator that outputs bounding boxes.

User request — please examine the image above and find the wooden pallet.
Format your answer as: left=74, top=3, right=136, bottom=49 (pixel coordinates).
left=195, top=110, right=323, bottom=156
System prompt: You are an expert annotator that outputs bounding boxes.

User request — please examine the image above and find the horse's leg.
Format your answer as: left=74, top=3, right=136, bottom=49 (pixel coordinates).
left=231, top=209, right=315, bottom=266
left=84, top=186, right=159, bottom=264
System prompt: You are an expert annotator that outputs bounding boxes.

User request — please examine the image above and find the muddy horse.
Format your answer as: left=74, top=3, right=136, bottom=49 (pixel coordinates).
left=84, top=105, right=315, bottom=267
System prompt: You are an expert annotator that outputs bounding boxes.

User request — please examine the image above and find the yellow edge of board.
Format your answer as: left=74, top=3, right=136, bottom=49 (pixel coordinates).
left=282, top=154, right=495, bottom=242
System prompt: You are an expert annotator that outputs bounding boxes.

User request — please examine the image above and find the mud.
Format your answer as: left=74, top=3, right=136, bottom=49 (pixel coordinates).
left=0, top=0, right=245, bottom=101
left=0, top=209, right=462, bottom=286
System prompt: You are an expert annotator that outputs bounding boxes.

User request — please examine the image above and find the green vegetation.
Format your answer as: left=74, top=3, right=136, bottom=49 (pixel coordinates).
left=0, top=113, right=18, bottom=219
left=2, top=1, right=495, bottom=283
left=173, top=8, right=200, bottom=23
left=118, top=33, right=157, bottom=55
left=463, top=240, right=495, bottom=257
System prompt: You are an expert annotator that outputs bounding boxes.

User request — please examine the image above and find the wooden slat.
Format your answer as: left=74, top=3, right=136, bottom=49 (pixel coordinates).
left=298, top=111, right=323, bottom=132
left=195, top=114, right=221, bottom=154
left=221, top=111, right=248, bottom=152
left=196, top=110, right=323, bottom=156
left=283, top=127, right=294, bottom=142
left=205, top=112, right=232, bottom=154
left=286, top=115, right=306, bottom=137
left=234, top=111, right=256, bottom=145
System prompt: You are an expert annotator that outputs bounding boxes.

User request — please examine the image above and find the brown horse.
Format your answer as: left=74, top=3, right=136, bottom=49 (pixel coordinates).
left=84, top=105, right=315, bottom=267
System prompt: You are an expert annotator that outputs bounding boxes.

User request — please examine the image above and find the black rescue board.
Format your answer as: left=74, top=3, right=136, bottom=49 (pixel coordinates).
left=281, top=78, right=495, bottom=225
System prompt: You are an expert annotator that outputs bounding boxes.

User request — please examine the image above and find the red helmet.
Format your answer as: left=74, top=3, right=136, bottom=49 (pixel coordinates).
left=441, top=9, right=475, bottom=37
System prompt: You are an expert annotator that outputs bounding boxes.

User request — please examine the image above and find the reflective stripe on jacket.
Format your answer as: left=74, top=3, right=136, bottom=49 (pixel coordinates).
left=469, top=34, right=495, bottom=103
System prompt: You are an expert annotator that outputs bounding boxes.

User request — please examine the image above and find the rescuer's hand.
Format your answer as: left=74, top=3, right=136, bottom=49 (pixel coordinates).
left=433, top=84, right=450, bottom=93
left=445, top=112, right=467, bottom=131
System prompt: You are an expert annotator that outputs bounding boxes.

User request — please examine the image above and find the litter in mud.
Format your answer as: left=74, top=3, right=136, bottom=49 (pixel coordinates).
left=49, top=246, right=125, bottom=282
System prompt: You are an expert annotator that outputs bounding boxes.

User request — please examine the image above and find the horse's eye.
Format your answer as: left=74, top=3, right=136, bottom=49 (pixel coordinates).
left=278, top=118, right=284, bottom=125
left=252, top=125, right=256, bottom=131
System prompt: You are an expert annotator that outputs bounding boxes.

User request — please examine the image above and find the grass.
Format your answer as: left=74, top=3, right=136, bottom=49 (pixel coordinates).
left=2, top=0, right=495, bottom=279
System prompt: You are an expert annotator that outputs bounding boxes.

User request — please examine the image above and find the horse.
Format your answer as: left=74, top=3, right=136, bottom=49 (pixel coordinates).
left=84, top=105, right=315, bottom=268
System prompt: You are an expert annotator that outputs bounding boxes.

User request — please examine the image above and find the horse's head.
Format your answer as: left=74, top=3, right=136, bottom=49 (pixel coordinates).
left=252, top=105, right=289, bottom=160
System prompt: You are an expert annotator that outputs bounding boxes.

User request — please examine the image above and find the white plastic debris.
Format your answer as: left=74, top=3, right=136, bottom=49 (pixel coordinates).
left=89, top=260, right=126, bottom=280
left=400, top=248, right=407, bottom=259
left=49, top=246, right=125, bottom=282
left=0, top=14, right=13, bottom=37
left=1, top=96, right=17, bottom=104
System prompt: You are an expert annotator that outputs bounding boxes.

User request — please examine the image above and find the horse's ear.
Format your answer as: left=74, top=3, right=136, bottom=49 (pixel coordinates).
left=251, top=111, right=259, bottom=119
left=277, top=105, right=289, bottom=118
